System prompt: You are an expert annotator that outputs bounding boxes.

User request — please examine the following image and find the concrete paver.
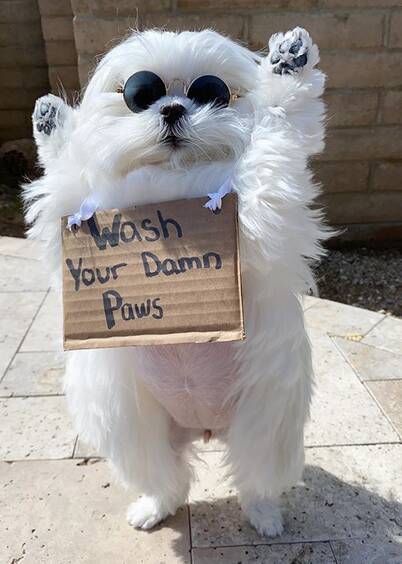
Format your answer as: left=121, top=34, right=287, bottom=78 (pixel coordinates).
left=366, top=380, right=402, bottom=438
left=189, top=445, right=402, bottom=548
left=73, top=437, right=99, bottom=459
left=0, top=291, right=46, bottom=380
left=305, top=329, right=399, bottom=446
left=334, top=336, right=402, bottom=381
left=192, top=543, right=336, bottom=563
left=362, top=315, right=402, bottom=355
left=0, top=460, right=191, bottom=564
left=20, top=291, right=63, bottom=353
left=330, top=538, right=402, bottom=563
left=304, top=298, right=384, bottom=337
left=0, top=351, right=64, bottom=397
left=0, top=397, right=76, bottom=460
left=0, top=255, right=49, bottom=292
left=0, top=236, right=41, bottom=260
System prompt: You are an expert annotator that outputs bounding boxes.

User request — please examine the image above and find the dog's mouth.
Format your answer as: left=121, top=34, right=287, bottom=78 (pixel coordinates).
left=161, top=133, right=185, bottom=149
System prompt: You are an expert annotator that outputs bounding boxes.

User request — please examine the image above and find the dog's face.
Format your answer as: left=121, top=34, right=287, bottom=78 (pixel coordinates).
left=79, top=30, right=259, bottom=174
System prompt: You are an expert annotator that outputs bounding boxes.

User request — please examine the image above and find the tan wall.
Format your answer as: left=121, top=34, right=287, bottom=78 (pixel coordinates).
left=38, top=0, right=80, bottom=100
left=1, top=1, right=402, bottom=230
left=0, top=0, right=49, bottom=141
left=69, top=0, right=402, bottom=228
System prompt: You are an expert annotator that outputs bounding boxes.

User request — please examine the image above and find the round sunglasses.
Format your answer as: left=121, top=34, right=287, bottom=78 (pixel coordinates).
left=119, top=71, right=238, bottom=114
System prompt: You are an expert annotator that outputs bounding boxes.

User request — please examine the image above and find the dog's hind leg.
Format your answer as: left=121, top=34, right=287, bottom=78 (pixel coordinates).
left=64, top=347, right=193, bottom=529
left=226, top=330, right=312, bottom=537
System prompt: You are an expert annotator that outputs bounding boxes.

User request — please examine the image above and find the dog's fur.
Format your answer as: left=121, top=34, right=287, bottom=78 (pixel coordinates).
left=24, top=27, right=327, bottom=536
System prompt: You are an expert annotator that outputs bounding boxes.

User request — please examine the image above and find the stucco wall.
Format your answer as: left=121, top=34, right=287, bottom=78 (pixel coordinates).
left=0, top=0, right=49, bottom=141
left=38, top=0, right=80, bottom=100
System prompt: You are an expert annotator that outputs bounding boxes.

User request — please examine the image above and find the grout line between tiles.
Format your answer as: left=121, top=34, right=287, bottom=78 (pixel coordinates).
left=1, top=445, right=400, bottom=465
left=191, top=536, right=363, bottom=551
left=199, top=442, right=402, bottom=451
left=333, top=334, right=402, bottom=357
left=305, top=441, right=402, bottom=449
left=71, top=435, right=79, bottom=459
left=0, top=393, right=64, bottom=399
left=8, top=349, right=60, bottom=354
left=329, top=540, right=340, bottom=564
left=1, top=456, right=103, bottom=464
left=362, top=381, right=402, bottom=442
left=362, top=377, right=402, bottom=383
left=331, top=335, right=401, bottom=440
left=187, top=505, right=194, bottom=564
left=330, top=334, right=368, bottom=380
left=361, top=314, right=389, bottom=339
left=14, top=350, right=60, bottom=354
left=0, top=253, right=41, bottom=262
left=0, top=289, right=50, bottom=385
left=0, top=289, right=49, bottom=294
left=8, top=439, right=402, bottom=464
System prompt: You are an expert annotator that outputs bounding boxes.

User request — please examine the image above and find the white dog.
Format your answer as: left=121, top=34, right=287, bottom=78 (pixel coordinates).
left=24, top=27, right=328, bottom=537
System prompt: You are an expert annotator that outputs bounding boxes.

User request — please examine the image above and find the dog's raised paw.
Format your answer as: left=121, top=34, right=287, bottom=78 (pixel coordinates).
left=126, top=495, right=169, bottom=530
left=242, top=498, right=284, bottom=538
left=269, top=27, right=317, bottom=75
left=33, top=94, right=65, bottom=136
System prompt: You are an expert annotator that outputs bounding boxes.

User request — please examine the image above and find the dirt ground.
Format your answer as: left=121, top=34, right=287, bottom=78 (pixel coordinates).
left=0, top=143, right=39, bottom=237
left=316, top=247, right=402, bottom=318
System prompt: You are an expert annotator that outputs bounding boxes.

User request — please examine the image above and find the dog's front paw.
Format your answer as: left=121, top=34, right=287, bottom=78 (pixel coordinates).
left=268, top=27, right=318, bottom=75
left=241, top=497, right=284, bottom=538
left=33, top=94, right=66, bottom=137
left=127, top=495, right=170, bottom=530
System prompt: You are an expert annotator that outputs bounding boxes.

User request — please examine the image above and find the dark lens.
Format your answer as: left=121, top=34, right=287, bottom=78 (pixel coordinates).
left=187, top=75, right=230, bottom=108
left=123, top=71, right=166, bottom=113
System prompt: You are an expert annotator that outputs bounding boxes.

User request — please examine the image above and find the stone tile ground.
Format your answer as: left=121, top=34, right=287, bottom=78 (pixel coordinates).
left=0, top=236, right=401, bottom=564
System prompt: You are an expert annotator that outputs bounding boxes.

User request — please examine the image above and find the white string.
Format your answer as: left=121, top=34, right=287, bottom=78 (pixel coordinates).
left=66, top=177, right=232, bottom=230
left=67, top=194, right=100, bottom=230
left=203, top=177, right=232, bottom=211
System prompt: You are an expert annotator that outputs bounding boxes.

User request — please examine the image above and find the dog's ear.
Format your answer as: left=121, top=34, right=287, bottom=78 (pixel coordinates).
left=81, top=31, right=142, bottom=104
left=81, top=57, right=120, bottom=104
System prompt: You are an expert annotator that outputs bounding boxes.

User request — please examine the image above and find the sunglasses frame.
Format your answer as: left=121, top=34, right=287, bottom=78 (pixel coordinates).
left=117, top=72, right=241, bottom=105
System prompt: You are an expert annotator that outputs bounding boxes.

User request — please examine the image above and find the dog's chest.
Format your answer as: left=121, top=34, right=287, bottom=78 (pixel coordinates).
left=137, top=341, right=240, bottom=429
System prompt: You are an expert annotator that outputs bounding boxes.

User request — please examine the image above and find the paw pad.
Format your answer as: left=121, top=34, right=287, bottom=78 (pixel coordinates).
left=269, top=28, right=311, bottom=75
left=34, top=98, right=58, bottom=136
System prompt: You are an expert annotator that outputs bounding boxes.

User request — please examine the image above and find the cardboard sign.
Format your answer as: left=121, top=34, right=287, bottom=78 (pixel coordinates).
left=62, top=194, right=244, bottom=350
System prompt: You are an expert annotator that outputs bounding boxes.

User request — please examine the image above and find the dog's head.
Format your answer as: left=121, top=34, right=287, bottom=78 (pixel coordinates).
left=78, top=29, right=259, bottom=174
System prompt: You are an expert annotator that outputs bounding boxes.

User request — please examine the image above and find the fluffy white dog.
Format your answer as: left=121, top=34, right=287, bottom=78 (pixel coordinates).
left=24, top=27, right=328, bottom=537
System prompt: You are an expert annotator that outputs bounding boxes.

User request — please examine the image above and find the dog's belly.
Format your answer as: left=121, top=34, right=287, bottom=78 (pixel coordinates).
left=137, top=342, right=240, bottom=429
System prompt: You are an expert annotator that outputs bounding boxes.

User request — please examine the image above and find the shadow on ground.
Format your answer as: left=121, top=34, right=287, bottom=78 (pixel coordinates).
left=158, top=464, right=402, bottom=562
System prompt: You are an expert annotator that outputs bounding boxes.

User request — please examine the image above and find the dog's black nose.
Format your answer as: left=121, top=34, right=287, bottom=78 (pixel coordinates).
left=160, top=103, right=186, bottom=125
